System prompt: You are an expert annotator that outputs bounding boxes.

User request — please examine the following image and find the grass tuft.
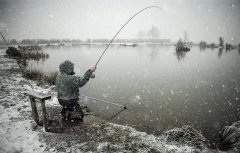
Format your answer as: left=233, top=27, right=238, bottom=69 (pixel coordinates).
left=21, top=51, right=49, bottom=60
left=23, top=70, right=58, bottom=85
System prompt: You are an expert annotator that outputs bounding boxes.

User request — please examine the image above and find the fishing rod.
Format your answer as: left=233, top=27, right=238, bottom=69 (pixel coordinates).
left=0, top=31, right=34, bottom=90
left=94, top=6, right=165, bottom=67
left=0, top=31, right=9, bottom=47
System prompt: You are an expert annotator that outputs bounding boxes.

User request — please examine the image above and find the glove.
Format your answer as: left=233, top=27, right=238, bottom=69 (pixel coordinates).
left=90, top=66, right=97, bottom=72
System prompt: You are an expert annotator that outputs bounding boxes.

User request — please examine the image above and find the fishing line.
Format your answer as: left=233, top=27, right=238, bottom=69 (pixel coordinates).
left=80, top=94, right=129, bottom=119
left=108, top=108, right=127, bottom=120
left=81, top=95, right=127, bottom=108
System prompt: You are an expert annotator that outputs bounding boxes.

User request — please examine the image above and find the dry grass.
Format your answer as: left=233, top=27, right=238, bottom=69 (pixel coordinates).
left=43, top=71, right=59, bottom=85
left=23, top=70, right=58, bottom=85
left=21, top=51, right=49, bottom=60
left=6, top=45, right=49, bottom=60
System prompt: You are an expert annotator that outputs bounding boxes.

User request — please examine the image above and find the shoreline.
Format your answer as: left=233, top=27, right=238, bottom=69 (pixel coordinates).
left=0, top=49, right=224, bottom=152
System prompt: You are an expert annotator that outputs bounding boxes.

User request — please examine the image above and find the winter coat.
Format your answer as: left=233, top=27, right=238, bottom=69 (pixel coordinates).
left=55, top=60, right=92, bottom=101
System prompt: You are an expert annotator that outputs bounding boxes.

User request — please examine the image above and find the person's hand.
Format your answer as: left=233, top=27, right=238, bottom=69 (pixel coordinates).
left=90, top=66, right=96, bottom=72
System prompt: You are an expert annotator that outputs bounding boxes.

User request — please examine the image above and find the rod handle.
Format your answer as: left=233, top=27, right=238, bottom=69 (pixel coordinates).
left=91, top=74, right=95, bottom=79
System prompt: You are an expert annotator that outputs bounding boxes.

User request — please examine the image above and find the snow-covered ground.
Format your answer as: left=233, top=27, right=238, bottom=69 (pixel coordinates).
left=0, top=49, right=226, bottom=152
left=0, top=50, right=46, bottom=152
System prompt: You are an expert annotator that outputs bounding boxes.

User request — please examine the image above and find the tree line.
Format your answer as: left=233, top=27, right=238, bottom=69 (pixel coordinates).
left=0, top=39, right=83, bottom=45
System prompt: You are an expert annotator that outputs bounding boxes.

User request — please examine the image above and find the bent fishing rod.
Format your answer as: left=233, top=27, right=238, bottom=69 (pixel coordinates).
left=94, top=6, right=165, bottom=67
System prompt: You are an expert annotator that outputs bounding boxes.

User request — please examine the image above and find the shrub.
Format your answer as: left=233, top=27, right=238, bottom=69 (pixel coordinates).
left=6, top=47, right=21, bottom=57
left=6, top=45, right=49, bottom=60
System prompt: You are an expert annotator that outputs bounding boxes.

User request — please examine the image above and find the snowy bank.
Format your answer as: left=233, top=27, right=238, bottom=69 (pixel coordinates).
left=0, top=50, right=46, bottom=152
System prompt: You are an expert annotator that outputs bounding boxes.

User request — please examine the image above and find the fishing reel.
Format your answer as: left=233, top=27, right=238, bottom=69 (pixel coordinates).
left=91, top=74, right=95, bottom=79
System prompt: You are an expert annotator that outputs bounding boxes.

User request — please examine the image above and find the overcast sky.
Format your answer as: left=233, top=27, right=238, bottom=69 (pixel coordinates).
left=0, top=0, right=239, bottom=43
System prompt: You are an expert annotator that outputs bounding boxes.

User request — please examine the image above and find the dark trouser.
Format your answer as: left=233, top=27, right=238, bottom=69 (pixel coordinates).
left=58, top=99, right=84, bottom=120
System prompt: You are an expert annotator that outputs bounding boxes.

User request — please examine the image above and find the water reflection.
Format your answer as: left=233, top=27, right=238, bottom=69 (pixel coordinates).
left=225, top=48, right=232, bottom=53
left=149, top=46, right=160, bottom=61
left=175, top=51, right=187, bottom=61
left=218, top=48, right=223, bottom=58
left=200, top=46, right=206, bottom=51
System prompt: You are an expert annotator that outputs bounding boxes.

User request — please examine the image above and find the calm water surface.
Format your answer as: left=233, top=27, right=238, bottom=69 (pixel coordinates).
left=28, top=45, right=240, bottom=142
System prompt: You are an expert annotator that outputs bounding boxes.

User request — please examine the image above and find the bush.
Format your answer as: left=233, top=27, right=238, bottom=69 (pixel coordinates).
left=6, top=47, right=21, bottom=57
left=6, top=45, right=49, bottom=60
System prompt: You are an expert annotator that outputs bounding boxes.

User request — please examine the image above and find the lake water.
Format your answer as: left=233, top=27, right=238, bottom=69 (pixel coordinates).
left=28, top=45, right=240, bottom=142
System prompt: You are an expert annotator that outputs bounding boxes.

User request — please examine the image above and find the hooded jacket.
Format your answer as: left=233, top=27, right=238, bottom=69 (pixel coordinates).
left=55, top=60, right=93, bottom=101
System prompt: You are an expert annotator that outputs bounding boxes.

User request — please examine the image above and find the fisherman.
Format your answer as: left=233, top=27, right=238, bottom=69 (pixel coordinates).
left=56, top=60, right=96, bottom=122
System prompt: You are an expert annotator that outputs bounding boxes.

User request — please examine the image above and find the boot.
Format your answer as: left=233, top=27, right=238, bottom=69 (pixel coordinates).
left=69, top=107, right=83, bottom=123
left=61, top=107, right=67, bottom=120
left=66, top=111, right=72, bottom=121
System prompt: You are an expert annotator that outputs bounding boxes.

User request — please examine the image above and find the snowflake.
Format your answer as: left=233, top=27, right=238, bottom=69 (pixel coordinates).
left=49, top=14, right=54, bottom=18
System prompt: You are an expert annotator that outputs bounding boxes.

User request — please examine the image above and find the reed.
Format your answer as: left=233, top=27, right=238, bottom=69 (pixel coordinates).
left=43, top=71, right=59, bottom=85
left=18, top=45, right=41, bottom=51
left=6, top=45, right=49, bottom=60
left=23, top=70, right=58, bottom=85
left=21, top=50, right=49, bottom=60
